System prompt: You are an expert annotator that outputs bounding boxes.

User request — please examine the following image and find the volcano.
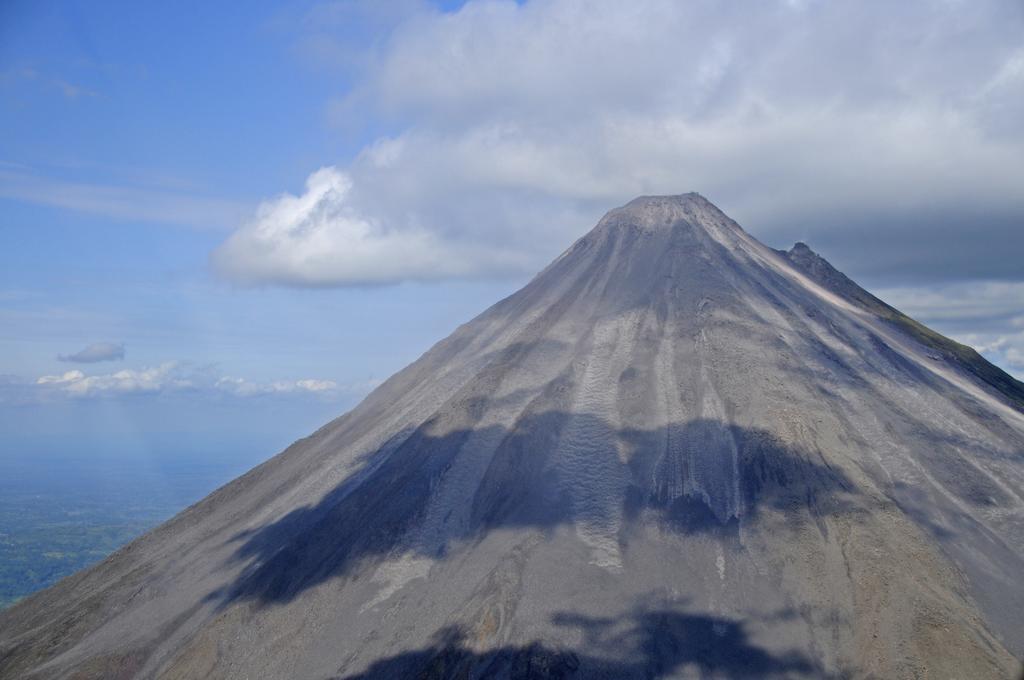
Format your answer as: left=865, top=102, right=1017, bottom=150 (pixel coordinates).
left=2, top=194, right=1023, bottom=679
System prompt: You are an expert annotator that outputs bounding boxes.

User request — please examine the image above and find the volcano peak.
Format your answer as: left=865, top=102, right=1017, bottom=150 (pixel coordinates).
left=591, top=192, right=744, bottom=244
left=3, top=194, right=1023, bottom=680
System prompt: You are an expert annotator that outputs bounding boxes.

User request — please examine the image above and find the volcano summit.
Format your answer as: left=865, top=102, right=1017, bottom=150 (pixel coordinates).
left=2, top=194, right=1023, bottom=679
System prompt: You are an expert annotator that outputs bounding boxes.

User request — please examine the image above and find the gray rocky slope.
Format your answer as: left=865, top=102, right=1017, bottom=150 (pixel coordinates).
left=2, top=194, right=1024, bottom=679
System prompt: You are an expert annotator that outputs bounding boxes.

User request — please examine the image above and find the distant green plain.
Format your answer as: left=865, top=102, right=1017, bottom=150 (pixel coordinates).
left=0, top=451, right=259, bottom=609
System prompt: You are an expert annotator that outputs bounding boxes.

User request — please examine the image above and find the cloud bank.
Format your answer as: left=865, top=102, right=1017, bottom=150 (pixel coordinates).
left=215, top=0, right=1024, bottom=288
left=58, top=342, right=125, bottom=363
left=30, top=362, right=347, bottom=399
left=214, top=375, right=340, bottom=397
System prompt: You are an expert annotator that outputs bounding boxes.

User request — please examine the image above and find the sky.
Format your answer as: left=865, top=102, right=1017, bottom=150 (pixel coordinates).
left=1, top=0, right=1022, bottom=464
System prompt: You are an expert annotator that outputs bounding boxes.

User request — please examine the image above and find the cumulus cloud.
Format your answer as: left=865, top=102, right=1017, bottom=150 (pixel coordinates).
left=58, top=342, right=125, bottom=363
left=36, top=363, right=190, bottom=396
left=216, top=0, right=1024, bottom=287
left=212, top=167, right=528, bottom=286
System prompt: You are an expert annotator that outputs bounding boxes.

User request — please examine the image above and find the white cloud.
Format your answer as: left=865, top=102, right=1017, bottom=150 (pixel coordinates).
left=36, top=370, right=85, bottom=386
left=58, top=342, right=125, bottom=363
left=36, top=363, right=189, bottom=396
left=214, top=375, right=339, bottom=396
left=216, top=0, right=1024, bottom=286
left=296, top=378, right=339, bottom=392
left=31, top=363, right=347, bottom=399
left=212, top=166, right=529, bottom=286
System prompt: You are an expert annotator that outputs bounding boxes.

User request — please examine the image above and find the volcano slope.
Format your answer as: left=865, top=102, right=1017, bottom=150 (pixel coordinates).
left=2, top=194, right=1024, bottom=679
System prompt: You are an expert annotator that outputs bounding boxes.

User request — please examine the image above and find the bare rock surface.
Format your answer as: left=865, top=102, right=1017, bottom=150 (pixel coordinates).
left=2, top=193, right=1023, bottom=679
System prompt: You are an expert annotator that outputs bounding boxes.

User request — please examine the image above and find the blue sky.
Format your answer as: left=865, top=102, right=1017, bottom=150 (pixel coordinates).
left=0, top=0, right=520, bottom=459
left=2, top=0, right=1023, bottom=463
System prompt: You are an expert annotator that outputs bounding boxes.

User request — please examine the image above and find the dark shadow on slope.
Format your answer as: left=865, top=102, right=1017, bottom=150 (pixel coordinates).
left=207, top=414, right=860, bottom=607
left=333, top=605, right=823, bottom=679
